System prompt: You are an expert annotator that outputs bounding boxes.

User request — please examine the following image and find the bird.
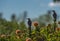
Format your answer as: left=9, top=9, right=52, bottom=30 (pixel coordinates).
left=52, top=10, right=57, bottom=21
left=27, top=18, right=32, bottom=27
left=53, top=0, right=60, bottom=2
left=27, top=18, right=32, bottom=38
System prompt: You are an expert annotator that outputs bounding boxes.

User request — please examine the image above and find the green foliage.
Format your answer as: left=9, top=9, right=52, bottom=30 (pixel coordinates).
left=0, top=12, right=60, bottom=41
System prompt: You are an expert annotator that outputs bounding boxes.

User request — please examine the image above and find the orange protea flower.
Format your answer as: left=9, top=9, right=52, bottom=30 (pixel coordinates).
left=33, top=21, right=39, bottom=27
left=15, top=29, right=21, bottom=35
left=56, top=28, right=60, bottom=31
left=1, top=34, right=6, bottom=38
left=26, top=38, right=32, bottom=41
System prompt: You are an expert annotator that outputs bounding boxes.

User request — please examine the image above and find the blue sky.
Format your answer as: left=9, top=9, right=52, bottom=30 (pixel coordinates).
left=0, top=0, right=60, bottom=20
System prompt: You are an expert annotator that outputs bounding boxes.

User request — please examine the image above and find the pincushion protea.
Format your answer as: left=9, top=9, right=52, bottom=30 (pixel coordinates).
left=56, top=27, right=60, bottom=31
left=33, top=21, right=40, bottom=33
left=15, top=29, right=21, bottom=35
left=26, top=38, right=32, bottom=41
left=33, top=21, right=39, bottom=27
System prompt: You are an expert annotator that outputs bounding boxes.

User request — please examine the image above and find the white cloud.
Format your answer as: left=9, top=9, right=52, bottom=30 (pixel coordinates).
left=48, top=2, right=60, bottom=7
left=49, top=2, right=55, bottom=7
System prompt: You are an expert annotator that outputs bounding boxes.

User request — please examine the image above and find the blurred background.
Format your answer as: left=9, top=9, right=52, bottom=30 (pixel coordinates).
left=0, top=0, right=60, bottom=20
left=0, top=0, right=60, bottom=34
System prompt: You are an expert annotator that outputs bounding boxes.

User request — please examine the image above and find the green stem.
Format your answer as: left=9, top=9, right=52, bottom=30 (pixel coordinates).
left=29, top=26, right=31, bottom=38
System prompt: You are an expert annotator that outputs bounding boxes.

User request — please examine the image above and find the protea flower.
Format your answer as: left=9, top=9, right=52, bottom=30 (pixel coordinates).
left=33, top=21, right=40, bottom=34
left=33, top=21, right=38, bottom=27
left=15, top=29, right=21, bottom=35
left=26, top=38, right=32, bottom=41
left=56, top=28, right=60, bottom=31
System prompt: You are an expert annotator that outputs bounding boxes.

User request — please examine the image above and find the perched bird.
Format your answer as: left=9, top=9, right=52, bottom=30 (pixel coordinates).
left=52, top=10, right=57, bottom=31
left=52, top=10, right=57, bottom=21
left=27, top=18, right=32, bottom=27
left=27, top=18, right=32, bottom=38
left=53, top=0, right=60, bottom=2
